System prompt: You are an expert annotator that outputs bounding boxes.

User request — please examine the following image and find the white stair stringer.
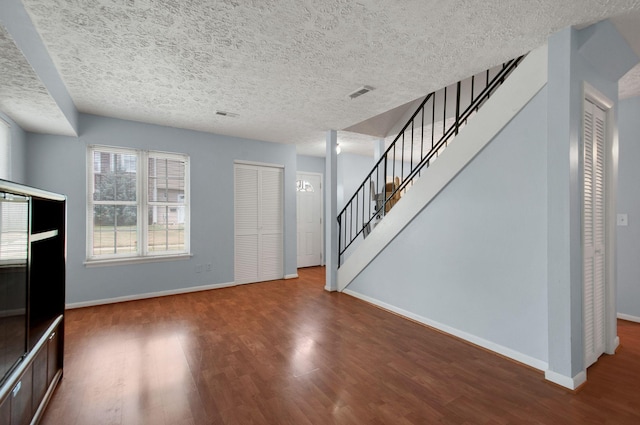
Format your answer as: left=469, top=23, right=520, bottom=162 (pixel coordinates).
left=338, top=44, right=549, bottom=291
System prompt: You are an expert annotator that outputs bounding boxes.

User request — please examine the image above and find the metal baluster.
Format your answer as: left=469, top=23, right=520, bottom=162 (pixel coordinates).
left=401, top=132, right=404, bottom=184
left=376, top=167, right=379, bottom=219
left=383, top=155, right=387, bottom=217
left=368, top=175, right=371, bottom=224
left=361, top=185, right=365, bottom=236
left=410, top=119, right=414, bottom=178
left=455, top=81, right=461, bottom=136
left=471, top=74, right=475, bottom=101
left=443, top=86, right=447, bottom=139
left=338, top=215, right=341, bottom=266
left=432, top=94, right=435, bottom=151
left=355, top=191, right=358, bottom=240
left=420, top=104, right=425, bottom=161
left=349, top=202, right=352, bottom=245
left=391, top=144, right=395, bottom=203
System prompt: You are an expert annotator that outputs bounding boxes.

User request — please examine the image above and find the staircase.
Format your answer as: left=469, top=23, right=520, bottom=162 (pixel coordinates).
left=337, top=45, right=548, bottom=291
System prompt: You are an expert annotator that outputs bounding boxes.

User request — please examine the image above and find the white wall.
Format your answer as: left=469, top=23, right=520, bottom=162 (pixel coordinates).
left=347, top=87, right=549, bottom=364
left=26, top=113, right=298, bottom=305
left=617, top=96, right=640, bottom=320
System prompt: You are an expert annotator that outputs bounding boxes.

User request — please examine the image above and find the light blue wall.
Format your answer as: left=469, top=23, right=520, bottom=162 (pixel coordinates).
left=26, top=113, right=297, bottom=304
left=337, top=152, right=375, bottom=211
left=1, top=112, right=27, bottom=184
left=348, top=88, right=549, bottom=363
left=617, top=96, right=640, bottom=319
left=297, top=155, right=324, bottom=175
left=546, top=21, right=636, bottom=380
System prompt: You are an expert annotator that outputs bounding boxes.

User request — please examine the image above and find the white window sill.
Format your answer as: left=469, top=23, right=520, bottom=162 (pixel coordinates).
left=84, top=253, right=192, bottom=268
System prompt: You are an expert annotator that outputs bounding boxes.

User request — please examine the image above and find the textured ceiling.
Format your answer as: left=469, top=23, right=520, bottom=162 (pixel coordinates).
left=6, top=0, right=640, bottom=156
left=0, top=25, right=76, bottom=136
left=611, top=11, right=640, bottom=100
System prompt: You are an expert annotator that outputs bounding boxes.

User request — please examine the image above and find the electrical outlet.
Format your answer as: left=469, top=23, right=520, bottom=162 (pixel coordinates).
left=195, top=264, right=203, bottom=273
left=206, top=263, right=212, bottom=272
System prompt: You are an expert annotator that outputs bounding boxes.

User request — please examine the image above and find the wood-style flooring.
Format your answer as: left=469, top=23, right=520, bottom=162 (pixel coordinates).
left=41, top=267, right=640, bottom=424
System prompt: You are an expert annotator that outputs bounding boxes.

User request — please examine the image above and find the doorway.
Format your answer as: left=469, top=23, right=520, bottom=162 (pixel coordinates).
left=234, top=163, right=284, bottom=284
left=582, top=86, right=616, bottom=369
left=296, top=172, right=323, bottom=268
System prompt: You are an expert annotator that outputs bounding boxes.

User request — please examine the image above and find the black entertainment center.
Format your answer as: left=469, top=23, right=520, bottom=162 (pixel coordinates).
left=0, top=180, right=65, bottom=425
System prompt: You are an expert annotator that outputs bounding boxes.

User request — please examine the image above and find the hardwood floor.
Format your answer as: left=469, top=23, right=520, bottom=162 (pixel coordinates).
left=41, top=267, right=640, bottom=424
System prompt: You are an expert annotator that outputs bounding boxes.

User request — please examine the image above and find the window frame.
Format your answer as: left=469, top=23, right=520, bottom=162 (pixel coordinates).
left=86, top=145, right=190, bottom=265
left=0, top=118, right=11, bottom=181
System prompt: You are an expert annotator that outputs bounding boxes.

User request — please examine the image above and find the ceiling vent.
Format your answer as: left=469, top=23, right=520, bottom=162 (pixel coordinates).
left=216, top=111, right=239, bottom=118
left=348, top=85, right=375, bottom=100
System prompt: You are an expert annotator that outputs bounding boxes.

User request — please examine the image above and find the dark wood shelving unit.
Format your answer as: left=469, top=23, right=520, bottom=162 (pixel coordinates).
left=0, top=180, right=65, bottom=425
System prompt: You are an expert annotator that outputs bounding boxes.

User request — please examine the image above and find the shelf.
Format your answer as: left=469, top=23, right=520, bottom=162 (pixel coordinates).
left=0, top=180, right=65, bottom=425
left=30, top=230, right=58, bottom=243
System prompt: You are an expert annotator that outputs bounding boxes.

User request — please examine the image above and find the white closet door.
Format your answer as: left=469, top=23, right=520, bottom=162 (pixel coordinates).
left=260, top=167, right=284, bottom=280
left=234, top=163, right=283, bottom=284
left=235, top=165, right=259, bottom=283
left=583, top=99, right=606, bottom=368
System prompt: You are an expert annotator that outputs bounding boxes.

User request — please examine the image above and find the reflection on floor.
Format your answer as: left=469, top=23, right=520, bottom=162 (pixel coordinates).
left=41, top=267, right=640, bottom=424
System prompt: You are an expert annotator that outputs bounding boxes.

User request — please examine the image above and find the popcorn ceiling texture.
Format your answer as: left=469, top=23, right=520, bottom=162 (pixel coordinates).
left=0, top=26, right=76, bottom=136
left=612, top=11, right=640, bottom=100
left=13, top=0, right=640, bottom=155
left=620, top=66, right=640, bottom=100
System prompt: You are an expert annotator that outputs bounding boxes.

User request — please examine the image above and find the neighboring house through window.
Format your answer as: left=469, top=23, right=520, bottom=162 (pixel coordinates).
left=87, top=146, right=190, bottom=263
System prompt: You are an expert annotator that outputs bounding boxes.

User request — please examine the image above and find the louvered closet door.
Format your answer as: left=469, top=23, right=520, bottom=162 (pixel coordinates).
left=583, top=99, right=607, bottom=368
left=259, top=167, right=283, bottom=280
left=235, top=165, right=260, bottom=283
left=234, top=164, right=283, bottom=284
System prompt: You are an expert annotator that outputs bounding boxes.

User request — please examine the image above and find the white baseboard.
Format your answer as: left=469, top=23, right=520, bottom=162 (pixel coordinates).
left=617, top=312, right=640, bottom=323
left=343, top=288, right=548, bottom=372
left=65, top=281, right=235, bottom=309
left=544, top=370, right=586, bottom=390
left=284, top=274, right=299, bottom=279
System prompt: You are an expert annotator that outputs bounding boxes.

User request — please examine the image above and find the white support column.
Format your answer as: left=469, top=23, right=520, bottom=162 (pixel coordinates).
left=325, top=130, right=338, bottom=291
left=373, top=138, right=386, bottom=162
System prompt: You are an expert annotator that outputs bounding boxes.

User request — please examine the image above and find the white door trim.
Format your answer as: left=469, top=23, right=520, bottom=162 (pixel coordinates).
left=234, top=159, right=285, bottom=169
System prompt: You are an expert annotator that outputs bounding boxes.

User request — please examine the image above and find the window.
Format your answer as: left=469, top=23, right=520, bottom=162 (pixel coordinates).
left=296, top=179, right=314, bottom=192
left=0, top=193, right=28, bottom=263
left=0, top=119, right=10, bottom=180
left=87, top=146, right=190, bottom=262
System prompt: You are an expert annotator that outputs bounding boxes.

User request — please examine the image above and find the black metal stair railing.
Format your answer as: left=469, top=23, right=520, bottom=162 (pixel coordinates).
left=337, top=55, right=525, bottom=266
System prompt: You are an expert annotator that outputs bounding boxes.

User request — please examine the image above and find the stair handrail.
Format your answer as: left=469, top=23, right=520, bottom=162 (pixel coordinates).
left=337, top=55, right=525, bottom=266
